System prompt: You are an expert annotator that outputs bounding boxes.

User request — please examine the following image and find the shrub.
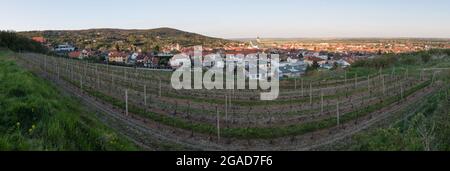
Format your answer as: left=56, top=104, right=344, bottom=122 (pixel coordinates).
left=0, top=31, right=48, bottom=53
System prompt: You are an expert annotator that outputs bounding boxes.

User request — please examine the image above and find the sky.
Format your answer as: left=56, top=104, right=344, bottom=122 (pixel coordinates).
left=1, top=0, right=450, bottom=38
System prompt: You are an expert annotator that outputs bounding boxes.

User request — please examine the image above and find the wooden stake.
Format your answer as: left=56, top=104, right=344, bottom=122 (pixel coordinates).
left=321, top=91, right=324, bottom=115
left=392, top=66, right=396, bottom=79
left=124, top=67, right=127, bottom=80
left=225, top=95, right=228, bottom=126
left=420, top=69, right=423, bottom=81
left=57, top=63, right=60, bottom=79
left=125, top=89, right=129, bottom=116
left=294, top=78, right=297, bottom=90
left=229, top=93, right=232, bottom=126
left=406, top=68, right=409, bottom=80
left=216, top=106, right=220, bottom=142
left=337, top=100, right=340, bottom=127
left=400, top=83, right=404, bottom=101
left=71, top=64, right=74, bottom=81
left=96, top=65, right=100, bottom=88
left=382, top=74, right=386, bottom=95
left=309, top=83, right=313, bottom=105
left=144, top=85, right=147, bottom=107
left=344, top=70, right=347, bottom=84
left=432, top=72, right=436, bottom=86
left=159, top=78, right=162, bottom=97
left=301, top=78, right=304, bottom=97
left=84, top=62, right=87, bottom=77
left=368, top=75, right=371, bottom=95
left=80, top=73, right=83, bottom=90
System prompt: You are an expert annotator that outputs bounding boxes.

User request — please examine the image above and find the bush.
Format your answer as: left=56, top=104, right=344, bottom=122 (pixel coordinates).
left=352, top=55, right=398, bottom=68
left=0, top=31, right=48, bottom=53
left=421, top=53, right=432, bottom=63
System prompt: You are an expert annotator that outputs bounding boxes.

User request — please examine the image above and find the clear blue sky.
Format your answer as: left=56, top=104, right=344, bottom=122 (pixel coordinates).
left=1, top=0, right=450, bottom=38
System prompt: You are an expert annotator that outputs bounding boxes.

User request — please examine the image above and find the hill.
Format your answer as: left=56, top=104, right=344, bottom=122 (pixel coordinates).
left=19, top=27, right=237, bottom=51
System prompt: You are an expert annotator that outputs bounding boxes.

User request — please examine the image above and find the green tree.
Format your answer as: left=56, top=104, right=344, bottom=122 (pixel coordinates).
left=312, top=61, right=320, bottom=69
left=153, top=45, right=161, bottom=53
left=0, top=31, right=48, bottom=53
left=115, top=44, right=120, bottom=51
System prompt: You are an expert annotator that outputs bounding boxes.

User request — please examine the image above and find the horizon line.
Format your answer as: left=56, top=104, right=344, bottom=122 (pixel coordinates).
left=5, top=27, right=450, bottom=40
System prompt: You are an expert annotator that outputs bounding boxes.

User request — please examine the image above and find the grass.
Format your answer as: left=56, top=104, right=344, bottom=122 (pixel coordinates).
left=0, top=50, right=139, bottom=151
left=344, top=87, right=449, bottom=151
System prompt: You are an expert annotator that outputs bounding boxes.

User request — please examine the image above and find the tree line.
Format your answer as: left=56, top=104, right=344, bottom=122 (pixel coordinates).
left=0, top=31, right=48, bottom=53
left=352, top=49, right=450, bottom=69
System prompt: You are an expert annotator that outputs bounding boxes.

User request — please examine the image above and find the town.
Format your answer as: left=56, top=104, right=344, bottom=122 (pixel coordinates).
left=29, top=34, right=450, bottom=80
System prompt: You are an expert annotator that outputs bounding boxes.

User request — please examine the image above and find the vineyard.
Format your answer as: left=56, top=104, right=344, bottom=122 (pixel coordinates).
left=14, top=52, right=446, bottom=150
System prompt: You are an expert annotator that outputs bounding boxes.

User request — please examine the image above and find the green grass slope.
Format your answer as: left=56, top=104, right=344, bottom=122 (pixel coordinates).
left=0, top=50, right=138, bottom=151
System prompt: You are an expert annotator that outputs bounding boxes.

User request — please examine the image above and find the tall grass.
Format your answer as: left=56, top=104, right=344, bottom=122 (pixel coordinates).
left=0, top=51, right=138, bottom=151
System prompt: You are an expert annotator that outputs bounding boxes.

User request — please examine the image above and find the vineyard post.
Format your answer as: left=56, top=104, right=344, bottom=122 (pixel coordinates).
left=66, top=61, right=69, bottom=79
left=57, top=62, right=60, bottom=79
left=295, top=78, right=297, bottom=90
left=382, top=74, right=386, bottom=95
left=400, top=83, right=404, bottom=101
left=345, top=70, right=347, bottom=84
left=174, top=102, right=178, bottom=115
left=187, top=102, right=191, bottom=119
left=432, top=71, right=436, bottom=86
left=232, top=88, right=235, bottom=101
left=379, top=68, right=382, bottom=89
left=80, top=73, right=83, bottom=91
left=368, top=75, right=371, bottom=96
left=321, top=91, right=324, bottom=115
left=123, top=67, right=128, bottom=88
left=229, top=93, right=232, bottom=128
left=420, top=69, right=424, bottom=81
left=309, top=82, right=313, bottom=105
left=189, top=103, right=194, bottom=137
left=144, top=85, right=147, bottom=108
left=159, top=78, right=162, bottom=97
left=216, top=106, right=220, bottom=143
left=392, top=66, right=396, bottom=80
left=354, top=73, right=357, bottom=88
left=301, top=78, right=304, bottom=97
left=111, top=72, right=114, bottom=92
left=124, top=67, right=127, bottom=81
left=96, top=65, right=100, bottom=88
left=149, top=90, right=152, bottom=109
left=337, top=100, right=340, bottom=127
left=71, top=64, right=74, bottom=81
left=44, top=55, right=47, bottom=71
left=406, top=68, right=409, bottom=81
left=125, top=89, right=129, bottom=117
left=84, top=61, right=87, bottom=78
left=225, top=95, right=228, bottom=127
